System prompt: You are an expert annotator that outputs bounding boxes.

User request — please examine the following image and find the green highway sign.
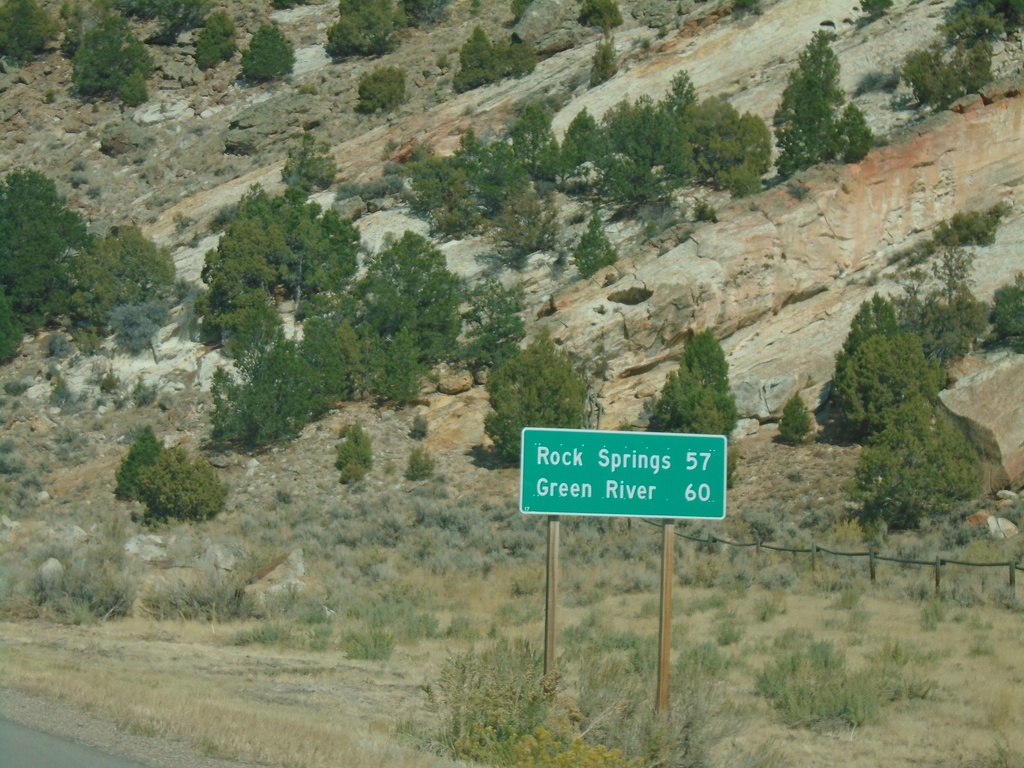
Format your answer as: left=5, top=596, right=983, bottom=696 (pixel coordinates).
left=519, top=427, right=727, bottom=519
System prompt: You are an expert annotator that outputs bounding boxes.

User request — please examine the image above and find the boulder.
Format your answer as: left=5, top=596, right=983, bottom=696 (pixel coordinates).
left=988, top=517, right=1019, bottom=539
left=37, top=557, right=64, bottom=589
left=731, top=374, right=805, bottom=422
left=513, top=0, right=583, bottom=56
left=939, top=352, right=1024, bottom=493
left=244, top=548, right=322, bottom=599
left=437, top=370, right=473, bottom=395
left=124, top=534, right=167, bottom=562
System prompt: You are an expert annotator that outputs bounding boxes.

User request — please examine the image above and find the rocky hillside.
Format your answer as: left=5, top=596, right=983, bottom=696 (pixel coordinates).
left=2, top=0, right=1024, bottom=496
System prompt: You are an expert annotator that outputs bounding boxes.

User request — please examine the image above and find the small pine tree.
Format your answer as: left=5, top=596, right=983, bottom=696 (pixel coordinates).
left=0, top=0, right=58, bottom=63
left=356, top=65, right=408, bottom=114
left=578, top=0, right=622, bottom=30
left=590, top=34, right=616, bottom=86
left=115, top=425, right=164, bottom=501
left=992, top=273, right=1024, bottom=352
left=650, top=330, right=738, bottom=437
left=282, top=133, right=337, bottom=192
left=572, top=211, right=618, bottom=277
left=405, top=446, right=435, bottom=480
left=195, top=9, right=235, bottom=70
left=0, top=290, right=21, bottom=361
left=241, top=24, right=294, bottom=83
left=484, top=331, right=588, bottom=464
left=859, top=0, right=893, bottom=21
left=136, top=447, right=227, bottom=524
left=778, top=394, right=812, bottom=444
left=72, top=14, right=153, bottom=103
left=336, top=423, right=372, bottom=483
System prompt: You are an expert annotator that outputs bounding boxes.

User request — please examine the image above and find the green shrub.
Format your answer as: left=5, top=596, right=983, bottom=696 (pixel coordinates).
left=650, top=331, right=738, bottom=437
left=401, top=0, right=452, bottom=25
left=778, top=394, right=812, bottom=444
left=689, top=97, right=772, bottom=196
left=427, top=639, right=555, bottom=765
left=859, top=0, right=892, bottom=20
left=195, top=9, right=235, bottom=69
left=484, top=331, right=588, bottom=464
left=282, top=133, right=337, bottom=191
left=356, top=65, right=407, bottom=113
left=345, top=628, right=395, bottom=660
left=572, top=211, right=618, bottom=278
left=510, top=0, right=532, bottom=22
left=325, top=0, right=400, bottom=58
left=454, top=26, right=535, bottom=93
left=336, top=423, right=372, bottom=483
left=991, top=273, right=1024, bottom=351
left=851, top=398, right=979, bottom=531
left=460, top=278, right=525, bottom=370
left=933, top=203, right=1008, bottom=247
left=115, top=423, right=162, bottom=501
left=114, top=0, right=211, bottom=43
left=494, top=187, right=558, bottom=266
left=109, top=300, right=168, bottom=354
left=241, top=24, right=294, bottom=82
left=901, top=39, right=992, bottom=109
left=509, top=103, right=560, bottom=181
left=136, top=447, right=227, bottom=524
left=0, top=290, right=20, bottom=361
left=0, top=0, right=58, bottom=63
left=590, top=33, right=616, bottom=86
left=405, top=446, right=435, bottom=481
left=578, top=0, right=622, bottom=30
left=210, top=328, right=319, bottom=449
left=72, top=13, right=153, bottom=103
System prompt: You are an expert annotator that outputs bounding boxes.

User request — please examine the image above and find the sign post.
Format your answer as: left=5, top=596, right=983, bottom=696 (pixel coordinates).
left=519, top=427, right=727, bottom=709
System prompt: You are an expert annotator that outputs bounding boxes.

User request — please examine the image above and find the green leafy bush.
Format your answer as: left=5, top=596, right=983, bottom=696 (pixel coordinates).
left=356, top=65, right=408, bottom=113
left=859, top=0, right=893, bottom=20
left=461, top=278, right=525, bottom=371
left=832, top=319, right=944, bottom=442
left=0, top=0, right=58, bottom=63
left=70, top=226, right=174, bottom=333
left=901, top=39, right=992, bottom=110
left=590, top=33, right=616, bottom=85
left=72, top=13, right=153, bottom=103
left=0, top=169, right=89, bottom=332
left=650, top=331, right=738, bottom=437
left=194, top=9, right=235, bottom=69
left=210, top=326, right=319, bottom=449
left=241, top=24, right=294, bottom=82
left=991, top=273, right=1024, bottom=351
left=454, top=26, right=535, bottom=93
left=325, top=0, right=400, bottom=58
left=282, top=133, right=337, bottom=191
left=778, top=394, right=812, bottom=444
left=578, top=0, right=622, bottom=30
left=572, top=211, right=618, bottom=278
left=115, top=425, right=164, bottom=501
left=136, top=447, right=227, bottom=524
left=336, top=423, right=372, bottom=483
left=774, top=31, right=873, bottom=176
left=485, top=332, right=588, bottom=464
left=851, top=398, right=979, bottom=530
left=405, top=446, right=435, bottom=480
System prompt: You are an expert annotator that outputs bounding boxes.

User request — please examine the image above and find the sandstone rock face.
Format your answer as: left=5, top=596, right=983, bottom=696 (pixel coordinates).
left=513, top=0, right=582, bottom=56
left=731, top=374, right=806, bottom=423
left=940, top=352, right=1024, bottom=493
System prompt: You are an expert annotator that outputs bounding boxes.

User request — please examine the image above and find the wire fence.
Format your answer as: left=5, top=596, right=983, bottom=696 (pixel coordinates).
left=645, top=521, right=1020, bottom=594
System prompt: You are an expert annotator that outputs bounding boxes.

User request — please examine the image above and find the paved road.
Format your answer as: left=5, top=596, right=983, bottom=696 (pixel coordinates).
left=0, top=717, right=150, bottom=768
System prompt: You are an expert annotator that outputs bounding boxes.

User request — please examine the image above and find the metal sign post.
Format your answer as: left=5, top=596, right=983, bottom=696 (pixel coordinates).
left=544, top=515, right=559, bottom=676
left=656, top=522, right=674, bottom=715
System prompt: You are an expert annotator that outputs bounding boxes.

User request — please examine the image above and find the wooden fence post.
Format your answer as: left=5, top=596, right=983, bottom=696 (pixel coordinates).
left=869, top=550, right=876, bottom=584
left=1010, top=560, right=1016, bottom=590
left=934, top=556, right=941, bottom=594
left=811, top=542, right=817, bottom=573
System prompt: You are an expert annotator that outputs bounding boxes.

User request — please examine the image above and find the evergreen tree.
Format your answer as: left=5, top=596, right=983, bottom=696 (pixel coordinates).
left=241, top=24, right=294, bottom=82
left=485, top=332, right=588, bottom=464
left=282, top=133, right=337, bottom=192
left=859, top=0, right=893, bottom=21
left=832, top=330, right=945, bottom=442
left=194, top=9, right=235, bottom=69
left=401, top=0, right=452, bottom=26
left=72, top=13, right=153, bottom=102
left=326, top=0, right=400, bottom=58
left=354, top=231, right=462, bottom=365
left=851, top=398, right=978, bottom=530
left=509, top=103, right=560, bottom=181
left=578, top=0, right=622, bottom=30
left=0, top=290, right=20, bottom=361
left=210, top=327, right=318, bottom=449
left=572, top=211, right=618, bottom=278
left=689, top=97, right=772, bottom=197
left=778, top=394, right=812, bottom=444
left=774, top=31, right=872, bottom=176
left=558, top=108, right=600, bottom=182
left=0, top=169, right=90, bottom=331
left=299, top=316, right=362, bottom=411
left=115, top=426, right=164, bottom=501
left=901, top=39, right=992, bottom=110
left=992, top=273, right=1024, bottom=352
left=136, top=447, right=227, bottom=523
left=356, top=65, right=408, bottom=113
left=335, top=423, right=372, bottom=483
left=590, top=33, right=616, bottom=86
left=650, top=331, right=738, bottom=437
left=461, top=278, right=525, bottom=370
left=454, top=26, right=535, bottom=93
left=0, top=0, right=57, bottom=63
